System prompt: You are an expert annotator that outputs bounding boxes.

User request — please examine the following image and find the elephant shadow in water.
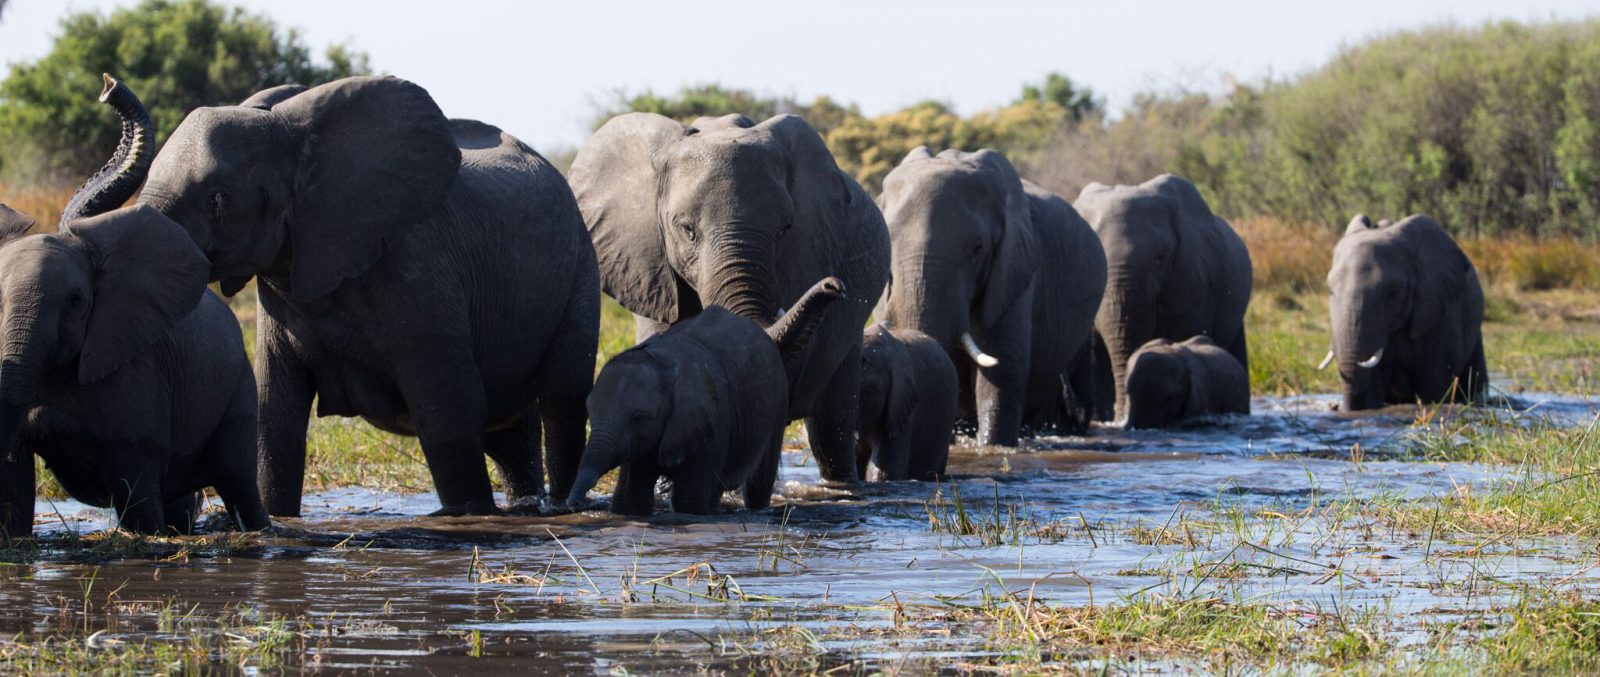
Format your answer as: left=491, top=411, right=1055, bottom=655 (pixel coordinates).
left=567, top=278, right=846, bottom=516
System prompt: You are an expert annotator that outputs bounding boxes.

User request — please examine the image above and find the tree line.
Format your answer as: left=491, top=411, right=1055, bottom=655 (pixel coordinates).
left=2, top=1, right=1596, bottom=238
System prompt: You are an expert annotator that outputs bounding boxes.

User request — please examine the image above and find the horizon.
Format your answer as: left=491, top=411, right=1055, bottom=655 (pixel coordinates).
left=2, top=0, right=1598, bottom=152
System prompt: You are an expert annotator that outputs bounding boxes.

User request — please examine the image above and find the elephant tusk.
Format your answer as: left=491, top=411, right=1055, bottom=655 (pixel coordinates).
left=1317, top=350, right=1334, bottom=371
left=1357, top=348, right=1384, bottom=369
left=961, top=332, right=999, bottom=368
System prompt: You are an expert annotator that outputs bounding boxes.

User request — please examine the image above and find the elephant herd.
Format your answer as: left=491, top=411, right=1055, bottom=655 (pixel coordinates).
left=0, top=75, right=1490, bottom=538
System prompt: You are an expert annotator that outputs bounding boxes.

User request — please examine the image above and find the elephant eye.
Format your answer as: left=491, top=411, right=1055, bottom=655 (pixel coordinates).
left=778, top=220, right=793, bottom=240
left=207, top=191, right=228, bottom=224
left=676, top=218, right=697, bottom=243
left=68, top=293, right=86, bottom=310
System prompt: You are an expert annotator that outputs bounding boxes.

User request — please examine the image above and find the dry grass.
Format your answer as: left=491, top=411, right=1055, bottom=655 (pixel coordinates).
left=0, top=182, right=70, bottom=231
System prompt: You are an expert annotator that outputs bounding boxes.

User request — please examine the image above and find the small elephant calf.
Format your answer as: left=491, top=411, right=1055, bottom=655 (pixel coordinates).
left=0, top=204, right=270, bottom=537
left=856, top=324, right=958, bottom=481
left=1124, top=336, right=1250, bottom=429
left=567, top=278, right=846, bottom=516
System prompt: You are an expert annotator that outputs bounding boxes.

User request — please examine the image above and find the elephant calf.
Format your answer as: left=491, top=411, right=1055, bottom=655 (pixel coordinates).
left=856, top=324, right=959, bottom=481
left=567, top=278, right=845, bottom=516
left=1124, top=336, right=1250, bottom=429
left=0, top=203, right=269, bottom=537
left=1324, top=214, right=1487, bottom=410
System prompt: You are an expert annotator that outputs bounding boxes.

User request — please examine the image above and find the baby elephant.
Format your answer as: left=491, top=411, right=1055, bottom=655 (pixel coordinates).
left=0, top=204, right=270, bottom=537
left=856, top=324, right=958, bottom=481
left=567, top=278, right=846, bottom=516
left=1124, top=336, right=1250, bottom=429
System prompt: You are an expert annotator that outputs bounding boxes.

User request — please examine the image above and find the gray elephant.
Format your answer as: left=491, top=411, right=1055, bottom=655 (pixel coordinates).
left=856, top=324, right=958, bottom=481
left=137, top=76, right=600, bottom=517
left=0, top=77, right=268, bottom=537
left=877, top=147, right=1107, bottom=446
left=567, top=278, right=845, bottom=516
left=1124, top=336, right=1250, bottom=429
left=568, top=113, right=889, bottom=482
left=1074, top=174, right=1252, bottom=422
left=1323, top=214, right=1486, bottom=411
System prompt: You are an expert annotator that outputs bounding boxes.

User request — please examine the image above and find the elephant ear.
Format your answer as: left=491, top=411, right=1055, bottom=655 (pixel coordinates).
left=0, top=204, right=37, bottom=246
left=65, top=205, right=209, bottom=383
left=240, top=84, right=307, bottom=110
left=1400, top=215, right=1468, bottom=340
left=569, top=113, right=690, bottom=323
left=658, top=358, right=727, bottom=467
left=971, top=150, right=1039, bottom=329
left=689, top=114, right=755, bottom=132
left=1345, top=214, right=1377, bottom=236
left=762, top=114, right=857, bottom=226
left=271, top=76, right=461, bottom=302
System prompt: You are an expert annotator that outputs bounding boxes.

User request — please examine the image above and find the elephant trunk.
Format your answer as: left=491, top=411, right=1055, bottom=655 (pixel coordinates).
left=61, top=75, right=155, bottom=225
left=767, top=277, right=846, bottom=390
left=882, top=256, right=968, bottom=354
left=0, top=302, right=51, bottom=467
left=701, top=235, right=778, bottom=327
left=1333, top=297, right=1389, bottom=411
left=1098, top=270, right=1156, bottom=421
left=566, top=428, right=624, bottom=509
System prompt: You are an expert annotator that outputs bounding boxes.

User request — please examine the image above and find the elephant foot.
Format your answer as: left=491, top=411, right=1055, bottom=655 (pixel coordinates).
left=428, top=500, right=502, bottom=517
left=503, top=495, right=547, bottom=515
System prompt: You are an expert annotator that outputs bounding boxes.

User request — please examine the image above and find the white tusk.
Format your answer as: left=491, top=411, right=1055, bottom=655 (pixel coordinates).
left=960, top=332, right=999, bottom=368
left=1317, top=350, right=1334, bottom=371
left=1357, top=347, right=1384, bottom=369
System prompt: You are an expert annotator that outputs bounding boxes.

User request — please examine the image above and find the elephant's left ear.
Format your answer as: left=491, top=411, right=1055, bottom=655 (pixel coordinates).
left=272, top=76, right=461, bottom=302
left=973, top=151, right=1039, bottom=330
left=762, top=115, right=857, bottom=219
left=659, top=359, right=729, bottom=467
left=1403, top=216, right=1472, bottom=340
left=65, top=205, right=209, bottom=383
left=0, top=204, right=37, bottom=245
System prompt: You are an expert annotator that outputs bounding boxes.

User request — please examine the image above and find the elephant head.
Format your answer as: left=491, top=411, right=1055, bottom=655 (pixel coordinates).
left=877, top=148, right=1037, bottom=366
left=0, top=204, right=209, bottom=462
left=137, top=76, right=460, bottom=301
left=858, top=324, right=917, bottom=445
left=1325, top=214, right=1473, bottom=410
left=569, top=113, right=851, bottom=327
left=1074, top=174, right=1234, bottom=419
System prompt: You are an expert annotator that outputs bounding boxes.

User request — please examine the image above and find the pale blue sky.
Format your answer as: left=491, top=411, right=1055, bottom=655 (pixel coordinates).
left=3, top=1, right=1598, bottom=151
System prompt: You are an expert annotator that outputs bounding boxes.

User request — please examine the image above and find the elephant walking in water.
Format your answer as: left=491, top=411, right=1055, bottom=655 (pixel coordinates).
left=877, top=148, right=1107, bottom=447
left=139, top=76, right=600, bottom=516
left=1324, top=214, right=1487, bottom=410
left=1074, top=174, right=1252, bottom=423
left=569, top=113, right=889, bottom=482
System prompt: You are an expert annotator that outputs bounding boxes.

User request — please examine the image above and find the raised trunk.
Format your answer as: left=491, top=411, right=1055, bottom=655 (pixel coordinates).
left=61, top=75, right=155, bottom=225
left=767, top=277, right=845, bottom=364
left=701, top=235, right=778, bottom=327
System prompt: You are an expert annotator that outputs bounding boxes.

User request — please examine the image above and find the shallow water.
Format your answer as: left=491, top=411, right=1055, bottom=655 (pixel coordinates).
left=6, top=394, right=1600, bottom=672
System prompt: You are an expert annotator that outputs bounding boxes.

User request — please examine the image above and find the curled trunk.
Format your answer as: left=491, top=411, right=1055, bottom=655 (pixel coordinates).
left=61, top=75, right=155, bottom=225
left=767, top=277, right=846, bottom=392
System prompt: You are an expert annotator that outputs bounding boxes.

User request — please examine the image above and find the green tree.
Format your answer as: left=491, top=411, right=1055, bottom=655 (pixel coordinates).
left=593, top=84, right=862, bottom=137
left=1017, top=72, right=1101, bottom=122
left=0, top=0, right=369, bottom=184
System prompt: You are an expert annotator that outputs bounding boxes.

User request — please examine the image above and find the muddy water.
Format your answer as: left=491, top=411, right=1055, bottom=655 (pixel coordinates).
left=6, top=394, right=1600, bottom=672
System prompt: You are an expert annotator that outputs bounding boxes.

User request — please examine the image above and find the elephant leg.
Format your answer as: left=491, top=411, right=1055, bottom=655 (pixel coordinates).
left=107, top=455, right=165, bottom=534
left=875, top=430, right=915, bottom=481
left=742, top=432, right=782, bottom=511
left=1060, top=345, right=1096, bottom=436
left=207, top=382, right=271, bottom=532
left=670, top=471, right=721, bottom=515
left=162, top=493, right=202, bottom=535
left=1223, top=330, right=1251, bottom=414
left=0, top=445, right=34, bottom=540
left=1089, top=332, right=1116, bottom=422
left=483, top=415, right=543, bottom=508
left=804, top=342, right=863, bottom=482
left=610, top=461, right=658, bottom=517
left=392, top=344, right=497, bottom=516
left=537, top=294, right=599, bottom=502
left=1464, top=339, right=1489, bottom=402
left=255, top=312, right=315, bottom=518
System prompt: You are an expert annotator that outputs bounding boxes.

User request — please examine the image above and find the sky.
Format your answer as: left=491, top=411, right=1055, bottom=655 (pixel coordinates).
left=2, top=0, right=1598, bottom=151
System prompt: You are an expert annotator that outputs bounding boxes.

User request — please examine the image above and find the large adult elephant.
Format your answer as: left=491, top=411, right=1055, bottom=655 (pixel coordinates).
left=137, top=76, right=600, bottom=517
left=568, top=113, right=889, bottom=482
left=1074, top=174, right=1252, bottom=422
left=1323, top=214, right=1486, bottom=410
left=877, top=148, right=1106, bottom=446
